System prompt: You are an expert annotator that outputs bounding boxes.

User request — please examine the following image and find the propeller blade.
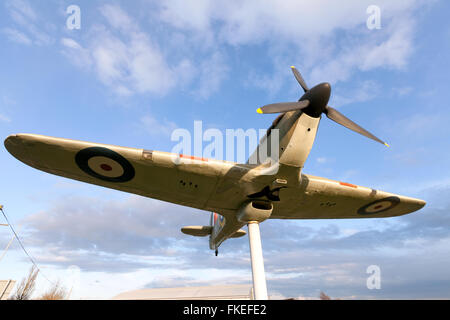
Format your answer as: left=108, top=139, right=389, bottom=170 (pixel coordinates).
left=257, top=100, right=310, bottom=114
left=291, top=66, right=309, bottom=92
left=325, top=106, right=389, bottom=147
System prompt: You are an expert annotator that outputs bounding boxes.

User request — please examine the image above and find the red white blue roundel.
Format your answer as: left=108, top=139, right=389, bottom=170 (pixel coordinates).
left=213, top=212, right=225, bottom=227
left=218, top=215, right=225, bottom=227
left=75, top=147, right=135, bottom=183
left=357, top=197, right=400, bottom=215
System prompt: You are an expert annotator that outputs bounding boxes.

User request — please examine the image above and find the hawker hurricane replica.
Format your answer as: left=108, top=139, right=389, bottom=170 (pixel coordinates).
left=4, top=67, right=425, bottom=299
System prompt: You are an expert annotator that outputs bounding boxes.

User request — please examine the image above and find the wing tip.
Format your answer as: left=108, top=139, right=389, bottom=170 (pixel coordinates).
left=256, top=108, right=263, bottom=114
left=4, top=134, right=21, bottom=152
left=416, top=199, right=426, bottom=209
left=400, top=196, right=426, bottom=215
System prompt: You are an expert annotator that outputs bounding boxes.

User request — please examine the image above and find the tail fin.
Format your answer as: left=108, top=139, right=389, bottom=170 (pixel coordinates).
left=211, top=212, right=225, bottom=234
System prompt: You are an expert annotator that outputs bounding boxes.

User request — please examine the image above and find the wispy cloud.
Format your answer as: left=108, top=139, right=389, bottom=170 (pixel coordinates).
left=139, top=115, right=178, bottom=137
left=61, top=5, right=186, bottom=97
left=392, top=86, right=413, bottom=97
left=4, top=0, right=54, bottom=46
left=0, top=94, right=14, bottom=123
left=193, top=52, right=229, bottom=99
left=6, top=0, right=37, bottom=23
left=0, top=113, right=12, bottom=123
left=308, top=14, right=416, bottom=85
left=60, top=4, right=229, bottom=99
left=333, top=80, right=381, bottom=107
left=316, top=157, right=330, bottom=164
left=60, top=38, right=92, bottom=69
left=1, top=27, right=32, bottom=45
left=58, top=1, right=426, bottom=100
left=156, top=0, right=425, bottom=92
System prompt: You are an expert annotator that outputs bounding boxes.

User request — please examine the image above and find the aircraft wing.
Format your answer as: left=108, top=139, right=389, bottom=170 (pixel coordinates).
left=4, top=134, right=239, bottom=211
left=270, top=174, right=426, bottom=219
left=5, top=134, right=425, bottom=220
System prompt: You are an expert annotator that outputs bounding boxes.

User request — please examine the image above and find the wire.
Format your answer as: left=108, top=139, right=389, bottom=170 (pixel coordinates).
left=0, top=234, right=15, bottom=263
left=1, top=206, right=55, bottom=285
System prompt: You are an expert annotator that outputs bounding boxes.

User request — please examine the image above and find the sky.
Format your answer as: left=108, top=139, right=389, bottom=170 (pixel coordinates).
left=1, top=0, right=450, bottom=299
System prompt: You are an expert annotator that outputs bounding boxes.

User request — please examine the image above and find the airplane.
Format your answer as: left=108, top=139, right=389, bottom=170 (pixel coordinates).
left=4, top=66, right=425, bottom=299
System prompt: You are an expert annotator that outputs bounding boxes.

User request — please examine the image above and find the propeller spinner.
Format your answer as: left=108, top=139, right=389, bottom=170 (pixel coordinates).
left=257, top=66, right=389, bottom=147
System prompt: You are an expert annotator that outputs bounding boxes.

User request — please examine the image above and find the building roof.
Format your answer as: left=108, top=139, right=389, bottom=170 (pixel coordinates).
left=112, top=284, right=253, bottom=300
left=0, top=280, right=16, bottom=300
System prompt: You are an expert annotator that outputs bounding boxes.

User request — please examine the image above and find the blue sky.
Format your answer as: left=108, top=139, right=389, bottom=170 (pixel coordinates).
left=1, top=0, right=450, bottom=299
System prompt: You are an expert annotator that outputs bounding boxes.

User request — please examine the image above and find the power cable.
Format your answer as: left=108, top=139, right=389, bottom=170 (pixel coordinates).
left=0, top=205, right=55, bottom=285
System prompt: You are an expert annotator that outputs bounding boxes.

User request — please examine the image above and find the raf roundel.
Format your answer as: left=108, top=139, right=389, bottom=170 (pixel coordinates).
left=357, top=196, right=400, bottom=215
left=75, top=147, right=135, bottom=183
left=219, top=215, right=226, bottom=227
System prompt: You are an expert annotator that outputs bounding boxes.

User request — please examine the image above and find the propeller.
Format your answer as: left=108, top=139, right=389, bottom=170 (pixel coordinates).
left=290, top=66, right=309, bottom=92
left=256, top=100, right=310, bottom=114
left=257, top=66, right=389, bottom=147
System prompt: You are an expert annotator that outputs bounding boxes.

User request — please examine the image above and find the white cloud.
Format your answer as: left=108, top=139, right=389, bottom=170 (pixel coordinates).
left=6, top=0, right=37, bottom=23
left=56, top=0, right=421, bottom=99
left=156, top=0, right=420, bottom=47
left=245, top=54, right=292, bottom=97
left=23, top=195, right=207, bottom=259
left=0, top=113, right=12, bottom=123
left=0, top=0, right=428, bottom=101
left=392, top=113, right=444, bottom=139
left=60, top=4, right=231, bottom=99
left=57, top=1, right=426, bottom=99
left=61, top=37, right=83, bottom=50
left=93, top=5, right=176, bottom=96
left=194, top=52, right=229, bottom=99
left=158, top=0, right=368, bottom=44
left=60, top=38, right=92, bottom=69
left=332, top=80, right=381, bottom=107
left=0, top=95, right=14, bottom=122
left=308, top=17, right=416, bottom=85
left=160, top=0, right=213, bottom=32
left=61, top=5, right=179, bottom=96
left=392, top=86, right=413, bottom=97
left=1, top=27, right=32, bottom=45
left=17, top=190, right=450, bottom=299
left=4, top=0, right=53, bottom=46
left=101, top=4, right=137, bottom=33
left=154, top=0, right=424, bottom=92
left=140, top=115, right=178, bottom=137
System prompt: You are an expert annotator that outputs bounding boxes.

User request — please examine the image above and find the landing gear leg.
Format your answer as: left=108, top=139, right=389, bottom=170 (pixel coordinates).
left=215, top=249, right=218, bottom=256
left=247, top=221, right=268, bottom=300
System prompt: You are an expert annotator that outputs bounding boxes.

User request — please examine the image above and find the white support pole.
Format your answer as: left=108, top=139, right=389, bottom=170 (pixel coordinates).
left=247, top=221, right=268, bottom=300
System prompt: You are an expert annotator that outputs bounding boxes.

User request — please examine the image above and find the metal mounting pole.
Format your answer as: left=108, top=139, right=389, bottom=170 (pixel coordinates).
left=247, top=221, right=268, bottom=300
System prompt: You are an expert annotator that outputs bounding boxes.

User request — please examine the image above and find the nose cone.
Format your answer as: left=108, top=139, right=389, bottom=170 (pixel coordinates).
left=300, top=82, right=331, bottom=118
left=315, top=82, right=331, bottom=101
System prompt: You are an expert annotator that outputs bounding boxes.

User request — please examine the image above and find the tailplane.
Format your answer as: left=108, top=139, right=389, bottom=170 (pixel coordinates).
left=180, top=212, right=246, bottom=256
